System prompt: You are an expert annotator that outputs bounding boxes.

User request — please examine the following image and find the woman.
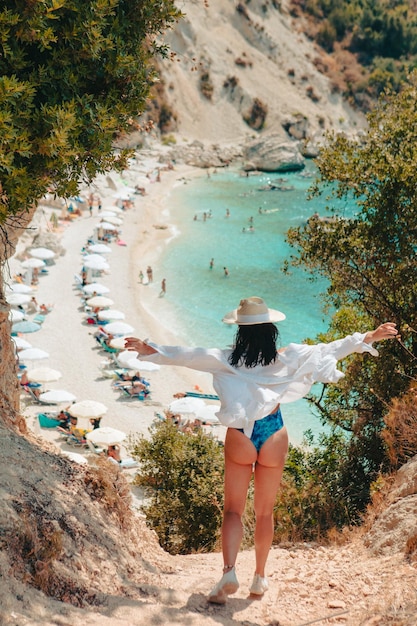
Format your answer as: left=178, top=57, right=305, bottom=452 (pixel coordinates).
left=107, top=444, right=122, bottom=463
left=124, top=296, right=398, bottom=604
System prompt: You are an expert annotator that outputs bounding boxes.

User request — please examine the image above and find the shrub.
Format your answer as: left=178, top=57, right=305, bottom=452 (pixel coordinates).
left=130, top=421, right=224, bottom=554
left=273, top=430, right=362, bottom=542
left=199, top=71, right=214, bottom=100
left=161, top=134, right=177, bottom=146
left=223, top=76, right=239, bottom=90
left=243, top=97, right=268, bottom=130
left=381, top=386, right=417, bottom=470
left=306, top=85, right=320, bottom=102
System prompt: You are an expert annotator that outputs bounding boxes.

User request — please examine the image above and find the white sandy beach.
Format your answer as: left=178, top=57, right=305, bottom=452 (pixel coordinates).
left=6, top=149, right=226, bottom=466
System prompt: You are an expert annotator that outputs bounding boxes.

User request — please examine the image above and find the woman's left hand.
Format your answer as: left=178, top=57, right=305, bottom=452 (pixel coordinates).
left=364, top=322, right=399, bottom=344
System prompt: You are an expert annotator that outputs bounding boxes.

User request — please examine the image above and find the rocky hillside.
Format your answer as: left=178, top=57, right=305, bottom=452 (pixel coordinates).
left=150, top=0, right=365, bottom=145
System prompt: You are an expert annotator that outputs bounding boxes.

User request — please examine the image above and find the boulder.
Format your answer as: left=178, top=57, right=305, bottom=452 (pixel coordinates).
left=300, top=140, right=320, bottom=159
left=168, top=142, right=243, bottom=168
left=243, top=135, right=305, bottom=172
left=364, top=455, right=417, bottom=556
left=282, top=114, right=309, bottom=140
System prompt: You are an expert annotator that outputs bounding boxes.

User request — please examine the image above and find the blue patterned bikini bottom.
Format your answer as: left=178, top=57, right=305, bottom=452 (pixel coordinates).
left=236, top=407, right=284, bottom=452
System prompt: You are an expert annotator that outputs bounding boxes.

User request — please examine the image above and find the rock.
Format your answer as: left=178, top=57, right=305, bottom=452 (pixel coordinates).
left=300, top=140, right=320, bottom=159
left=168, top=142, right=243, bottom=168
left=243, top=134, right=305, bottom=172
left=282, top=114, right=310, bottom=140
left=364, top=455, right=417, bottom=556
left=327, top=599, right=347, bottom=609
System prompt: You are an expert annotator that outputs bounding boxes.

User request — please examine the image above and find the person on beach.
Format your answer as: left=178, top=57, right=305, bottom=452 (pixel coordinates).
left=160, top=278, right=166, bottom=297
left=146, top=266, right=153, bottom=283
left=124, top=296, right=398, bottom=604
left=107, top=444, right=122, bottom=463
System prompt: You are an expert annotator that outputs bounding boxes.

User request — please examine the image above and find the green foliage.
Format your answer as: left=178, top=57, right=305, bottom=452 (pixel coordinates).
left=285, top=74, right=417, bottom=523
left=0, top=0, right=181, bottom=217
left=292, top=0, right=417, bottom=101
left=274, top=431, right=361, bottom=541
left=130, top=421, right=224, bottom=555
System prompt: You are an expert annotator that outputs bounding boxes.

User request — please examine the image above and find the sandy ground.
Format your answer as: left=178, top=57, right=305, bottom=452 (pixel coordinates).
left=6, top=151, right=226, bottom=471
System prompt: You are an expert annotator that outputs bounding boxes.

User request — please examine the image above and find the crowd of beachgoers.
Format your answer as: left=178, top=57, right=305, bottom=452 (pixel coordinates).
left=5, top=152, right=226, bottom=474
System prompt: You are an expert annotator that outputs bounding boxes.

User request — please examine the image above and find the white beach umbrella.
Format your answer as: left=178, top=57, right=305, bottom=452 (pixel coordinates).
left=39, top=390, right=77, bottom=404
left=135, top=175, right=150, bottom=187
left=61, top=451, right=88, bottom=465
left=9, top=309, right=25, bottom=323
left=82, top=282, right=110, bottom=295
left=109, top=336, right=129, bottom=349
left=195, top=404, right=221, bottom=424
left=6, top=293, right=31, bottom=306
left=168, top=397, right=206, bottom=415
left=98, top=221, right=120, bottom=231
left=99, top=211, right=117, bottom=218
left=86, top=295, right=114, bottom=308
left=18, top=348, right=50, bottom=361
left=68, top=400, right=108, bottom=419
left=21, top=258, right=46, bottom=269
left=98, top=309, right=125, bottom=321
left=6, top=283, right=33, bottom=294
left=83, top=258, right=110, bottom=271
left=112, top=188, right=134, bottom=200
left=29, top=247, right=55, bottom=260
left=125, top=358, right=160, bottom=372
left=104, top=321, right=134, bottom=335
left=83, top=253, right=107, bottom=263
left=101, top=216, right=123, bottom=226
left=86, top=427, right=126, bottom=446
left=88, top=243, right=112, bottom=254
left=12, top=336, right=32, bottom=350
left=27, top=367, right=62, bottom=383
left=117, top=350, right=138, bottom=366
left=11, top=320, right=42, bottom=334
left=105, top=205, right=124, bottom=214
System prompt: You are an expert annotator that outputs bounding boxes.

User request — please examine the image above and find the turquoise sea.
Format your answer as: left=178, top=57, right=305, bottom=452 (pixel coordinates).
left=155, top=163, right=343, bottom=443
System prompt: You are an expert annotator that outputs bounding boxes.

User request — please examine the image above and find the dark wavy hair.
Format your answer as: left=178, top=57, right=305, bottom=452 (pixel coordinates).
left=228, top=323, right=279, bottom=368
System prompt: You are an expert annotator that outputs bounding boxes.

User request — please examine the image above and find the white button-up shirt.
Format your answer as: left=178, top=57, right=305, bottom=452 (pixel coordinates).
left=141, top=333, right=378, bottom=437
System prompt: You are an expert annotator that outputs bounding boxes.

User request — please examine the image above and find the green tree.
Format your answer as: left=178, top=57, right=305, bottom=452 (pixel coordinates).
left=0, top=0, right=180, bottom=421
left=131, top=421, right=225, bottom=554
left=285, top=73, right=417, bottom=513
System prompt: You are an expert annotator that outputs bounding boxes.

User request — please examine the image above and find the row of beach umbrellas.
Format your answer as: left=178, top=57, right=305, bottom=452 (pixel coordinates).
left=7, top=209, right=142, bottom=449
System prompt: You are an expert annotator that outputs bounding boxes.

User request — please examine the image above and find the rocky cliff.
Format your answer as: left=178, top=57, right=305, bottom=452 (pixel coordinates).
left=153, top=0, right=365, bottom=146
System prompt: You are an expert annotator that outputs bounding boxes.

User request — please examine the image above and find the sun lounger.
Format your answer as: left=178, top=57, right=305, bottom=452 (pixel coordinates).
left=96, top=336, right=118, bottom=353
left=86, top=439, right=105, bottom=455
left=38, top=413, right=61, bottom=428
left=65, top=432, right=88, bottom=447
left=24, top=387, right=53, bottom=405
left=119, top=385, right=150, bottom=401
left=108, top=456, right=138, bottom=469
left=185, top=391, right=220, bottom=400
left=33, top=314, right=46, bottom=324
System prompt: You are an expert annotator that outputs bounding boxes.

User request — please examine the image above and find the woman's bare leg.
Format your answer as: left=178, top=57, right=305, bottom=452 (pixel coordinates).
left=253, top=426, right=289, bottom=576
left=222, top=428, right=257, bottom=567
